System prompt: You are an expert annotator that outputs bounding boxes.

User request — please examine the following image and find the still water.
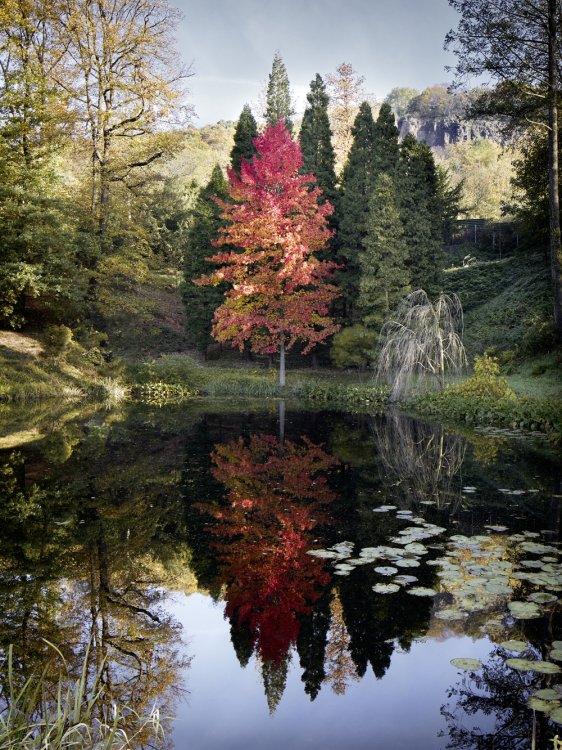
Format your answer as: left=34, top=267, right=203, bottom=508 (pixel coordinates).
left=1, top=401, right=562, bottom=749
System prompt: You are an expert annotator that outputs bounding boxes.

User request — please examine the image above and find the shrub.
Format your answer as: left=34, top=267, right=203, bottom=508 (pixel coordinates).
left=446, top=354, right=515, bottom=400
left=43, top=325, right=73, bottom=360
left=330, top=325, right=378, bottom=369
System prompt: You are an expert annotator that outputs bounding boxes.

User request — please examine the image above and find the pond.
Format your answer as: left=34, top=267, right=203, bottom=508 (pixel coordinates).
left=1, top=401, right=562, bottom=749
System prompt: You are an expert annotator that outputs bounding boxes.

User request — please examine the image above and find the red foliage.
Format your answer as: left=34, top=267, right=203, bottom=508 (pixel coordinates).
left=195, top=121, right=340, bottom=355
left=199, top=434, right=338, bottom=665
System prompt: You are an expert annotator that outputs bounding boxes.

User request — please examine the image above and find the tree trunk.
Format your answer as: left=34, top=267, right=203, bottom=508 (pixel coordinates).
left=278, top=400, right=286, bottom=444
left=548, top=0, right=562, bottom=342
left=279, top=341, right=286, bottom=386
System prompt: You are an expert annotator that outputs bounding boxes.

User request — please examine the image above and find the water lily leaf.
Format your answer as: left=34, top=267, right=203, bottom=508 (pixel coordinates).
left=521, top=560, right=544, bottom=568
left=550, top=649, right=562, bottom=662
left=506, top=658, right=561, bottom=674
left=307, top=549, right=339, bottom=558
left=485, top=583, right=512, bottom=595
left=395, top=558, right=420, bottom=568
left=521, top=542, right=559, bottom=555
left=553, top=641, right=562, bottom=650
left=372, top=583, right=400, bottom=594
left=527, top=696, right=561, bottom=712
left=551, top=707, right=562, bottom=724
left=500, top=640, right=528, bottom=653
left=408, top=587, right=436, bottom=597
left=527, top=592, right=559, bottom=604
left=333, top=570, right=350, bottom=576
left=393, top=575, right=418, bottom=585
left=404, top=542, right=427, bottom=555
left=533, top=688, right=561, bottom=700
left=373, top=505, right=397, bottom=513
left=374, top=566, right=398, bottom=576
left=508, top=601, right=542, bottom=619
left=450, top=657, right=481, bottom=670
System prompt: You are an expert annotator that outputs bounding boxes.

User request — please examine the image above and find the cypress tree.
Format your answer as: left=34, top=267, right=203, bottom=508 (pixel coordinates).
left=182, top=165, right=229, bottom=354
left=337, top=101, right=378, bottom=321
left=230, top=104, right=258, bottom=176
left=396, top=135, right=443, bottom=295
left=358, top=173, right=411, bottom=331
left=265, top=51, right=295, bottom=134
left=373, top=102, right=400, bottom=177
left=300, top=74, right=337, bottom=208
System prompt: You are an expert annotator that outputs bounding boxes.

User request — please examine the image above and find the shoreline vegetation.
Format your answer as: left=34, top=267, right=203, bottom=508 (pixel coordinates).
left=1, top=329, right=560, bottom=443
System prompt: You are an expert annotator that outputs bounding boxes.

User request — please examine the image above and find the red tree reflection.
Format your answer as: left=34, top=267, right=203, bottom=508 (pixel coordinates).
left=201, top=434, right=337, bottom=665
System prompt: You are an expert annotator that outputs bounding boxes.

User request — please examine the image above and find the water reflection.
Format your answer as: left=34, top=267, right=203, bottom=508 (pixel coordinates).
left=0, top=404, right=561, bottom=748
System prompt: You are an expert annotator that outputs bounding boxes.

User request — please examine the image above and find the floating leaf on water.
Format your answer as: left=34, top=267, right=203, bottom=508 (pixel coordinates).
left=508, top=601, right=542, bottom=619
left=404, top=543, right=427, bottom=555
left=550, top=649, right=562, bottom=662
left=527, top=592, right=559, bottom=604
left=485, top=583, right=512, bottom=595
left=520, top=542, right=559, bottom=555
left=372, top=583, right=400, bottom=594
left=373, top=505, right=397, bottom=513
left=333, top=570, right=350, bottom=576
left=374, top=566, right=398, bottom=576
left=521, top=560, right=544, bottom=568
left=394, top=575, right=418, bottom=585
left=553, top=641, right=562, bottom=650
left=307, top=549, right=339, bottom=559
left=522, top=531, right=541, bottom=538
left=527, top=696, right=561, bottom=712
left=420, top=500, right=436, bottom=505
left=500, top=640, right=528, bottom=653
left=533, top=688, right=561, bottom=700
left=408, top=587, right=436, bottom=597
left=435, top=608, right=468, bottom=621
left=506, top=658, right=561, bottom=674
left=484, top=525, right=508, bottom=532
left=542, top=556, right=559, bottom=563
left=395, top=558, right=420, bottom=568
left=450, top=657, right=481, bottom=670
left=551, top=708, right=562, bottom=725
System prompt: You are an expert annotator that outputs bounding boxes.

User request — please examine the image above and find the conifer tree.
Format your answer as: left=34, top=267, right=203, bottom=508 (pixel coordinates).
left=373, top=102, right=400, bottom=178
left=358, top=173, right=411, bottom=331
left=300, top=74, right=338, bottom=208
left=396, top=135, right=443, bottom=295
left=230, top=104, right=258, bottom=176
left=182, top=165, right=229, bottom=354
left=337, top=102, right=378, bottom=320
left=265, top=51, right=295, bottom=134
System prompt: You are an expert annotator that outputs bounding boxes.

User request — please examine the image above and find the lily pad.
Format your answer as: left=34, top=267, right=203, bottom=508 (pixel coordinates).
left=372, top=583, right=400, bottom=594
left=533, top=688, right=561, bottom=700
left=374, top=566, right=398, bottom=576
left=393, top=575, right=418, bottom=585
left=506, top=658, right=561, bottom=674
left=527, top=592, right=559, bottom=604
left=500, top=640, right=528, bottom=653
left=553, top=641, right=562, bottom=650
left=551, top=707, right=562, bottom=724
left=395, top=558, right=420, bottom=568
left=508, top=601, right=542, bottom=619
left=550, top=649, right=562, bottom=662
left=408, top=587, right=437, bottom=597
left=450, top=657, right=482, bottom=670
left=527, top=696, right=561, bottom=712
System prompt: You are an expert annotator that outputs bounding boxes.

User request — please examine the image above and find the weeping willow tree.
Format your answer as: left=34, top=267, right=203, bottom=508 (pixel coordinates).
left=376, top=290, right=467, bottom=401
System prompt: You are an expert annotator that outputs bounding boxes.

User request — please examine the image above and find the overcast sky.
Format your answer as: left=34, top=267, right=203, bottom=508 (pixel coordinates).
left=172, top=0, right=462, bottom=125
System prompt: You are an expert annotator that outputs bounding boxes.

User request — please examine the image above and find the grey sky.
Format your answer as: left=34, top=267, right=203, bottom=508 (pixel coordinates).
left=172, top=0, right=461, bottom=125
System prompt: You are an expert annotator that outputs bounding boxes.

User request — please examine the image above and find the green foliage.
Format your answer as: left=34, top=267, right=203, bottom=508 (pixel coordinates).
left=373, top=103, right=399, bottom=176
left=131, top=381, right=195, bottom=404
left=416, top=390, right=562, bottom=443
left=329, top=325, right=378, bottom=368
left=165, top=122, right=235, bottom=186
left=384, top=87, right=419, bottom=119
left=43, top=325, right=73, bottom=360
left=446, top=354, right=516, bottom=399
left=358, top=173, right=410, bottom=330
left=300, top=74, right=338, bottom=210
left=182, top=165, right=229, bottom=353
left=396, top=135, right=443, bottom=295
left=230, top=104, right=258, bottom=176
left=0, top=643, right=165, bottom=749
left=265, top=51, right=295, bottom=133
left=338, top=102, right=377, bottom=320
left=298, top=381, right=389, bottom=408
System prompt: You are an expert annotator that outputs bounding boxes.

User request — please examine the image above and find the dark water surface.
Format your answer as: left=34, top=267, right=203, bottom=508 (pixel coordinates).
left=1, top=401, right=562, bottom=749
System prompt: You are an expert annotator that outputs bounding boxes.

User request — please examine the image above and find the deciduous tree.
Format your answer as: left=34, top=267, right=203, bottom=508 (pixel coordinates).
left=196, top=121, right=339, bottom=385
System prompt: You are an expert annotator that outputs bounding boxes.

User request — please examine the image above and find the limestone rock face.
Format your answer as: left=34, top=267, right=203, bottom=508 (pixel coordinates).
left=397, top=115, right=509, bottom=148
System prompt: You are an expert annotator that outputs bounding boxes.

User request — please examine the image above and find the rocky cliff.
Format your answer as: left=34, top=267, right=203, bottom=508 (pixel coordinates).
left=398, top=115, right=509, bottom=148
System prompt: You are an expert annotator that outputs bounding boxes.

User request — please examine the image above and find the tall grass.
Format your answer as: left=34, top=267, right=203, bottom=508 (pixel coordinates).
left=0, top=643, right=164, bottom=750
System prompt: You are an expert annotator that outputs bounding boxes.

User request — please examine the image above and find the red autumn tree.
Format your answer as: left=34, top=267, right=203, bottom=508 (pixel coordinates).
left=199, top=434, right=337, bottom=666
left=195, top=121, right=340, bottom=384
